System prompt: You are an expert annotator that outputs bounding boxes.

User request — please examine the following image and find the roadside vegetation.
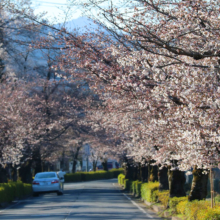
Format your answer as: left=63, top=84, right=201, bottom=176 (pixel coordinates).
left=0, top=182, right=32, bottom=204
left=65, top=168, right=123, bottom=182
left=118, top=174, right=220, bottom=220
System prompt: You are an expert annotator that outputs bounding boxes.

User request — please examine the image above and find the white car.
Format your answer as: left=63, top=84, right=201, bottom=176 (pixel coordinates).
left=32, top=172, right=63, bottom=196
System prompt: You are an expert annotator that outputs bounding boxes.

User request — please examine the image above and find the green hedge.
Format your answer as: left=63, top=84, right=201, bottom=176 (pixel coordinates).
left=65, top=168, right=124, bottom=183
left=157, top=190, right=169, bottom=208
left=132, top=180, right=142, bottom=197
left=176, top=200, right=220, bottom=220
left=117, top=176, right=142, bottom=197
left=0, top=182, right=32, bottom=203
left=117, top=175, right=220, bottom=219
left=118, top=174, right=125, bottom=185
left=141, top=182, right=159, bottom=203
left=169, top=196, right=188, bottom=213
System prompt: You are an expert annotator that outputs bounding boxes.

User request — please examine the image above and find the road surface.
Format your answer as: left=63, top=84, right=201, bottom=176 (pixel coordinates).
left=0, top=179, right=162, bottom=220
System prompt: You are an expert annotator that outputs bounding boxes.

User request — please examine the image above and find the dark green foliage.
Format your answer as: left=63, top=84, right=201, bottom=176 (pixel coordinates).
left=0, top=182, right=32, bottom=203
left=65, top=168, right=124, bottom=182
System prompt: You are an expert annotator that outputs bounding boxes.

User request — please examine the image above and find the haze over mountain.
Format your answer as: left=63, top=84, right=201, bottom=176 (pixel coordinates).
left=57, top=16, right=108, bottom=34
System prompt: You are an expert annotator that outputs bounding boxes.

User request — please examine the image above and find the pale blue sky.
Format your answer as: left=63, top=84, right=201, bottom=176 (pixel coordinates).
left=32, top=0, right=82, bottom=22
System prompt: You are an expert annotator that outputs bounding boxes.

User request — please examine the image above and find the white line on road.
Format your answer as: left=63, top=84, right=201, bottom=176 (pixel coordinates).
left=112, top=183, right=153, bottom=219
left=122, top=193, right=153, bottom=219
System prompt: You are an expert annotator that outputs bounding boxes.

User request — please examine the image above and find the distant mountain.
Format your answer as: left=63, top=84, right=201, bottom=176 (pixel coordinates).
left=57, top=17, right=108, bottom=34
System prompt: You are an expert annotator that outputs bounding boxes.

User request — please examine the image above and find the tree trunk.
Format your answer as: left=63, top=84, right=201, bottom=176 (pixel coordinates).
left=93, top=160, right=97, bottom=171
left=19, top=160, right=32, bottom=183
left=32, top=147, right=42, bottom=175
left=168, top=166, right=186, bottom=197
left=131, top=165, right=138, bottom=180
left=148, top=161, right=158, bottom=182
left=124, top=159, right=133, bottom=180
left=72, top=160, right=77, bottom=173
left=72, top=146, right=81, bottom=173
left=141, top=164, right=148, bottom=182
left=102, top=159, right=108, bottom=171
left=188, top=166, right=208, bottom=201
left=158, top=166, right=169, bottom=191
left=0, top=165, right=7, bottom=183
left=137, top=163, right=142, bottom=181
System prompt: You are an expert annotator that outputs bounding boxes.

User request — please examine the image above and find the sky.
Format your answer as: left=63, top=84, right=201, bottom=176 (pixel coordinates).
left=32, top=0, right=82, bottom=23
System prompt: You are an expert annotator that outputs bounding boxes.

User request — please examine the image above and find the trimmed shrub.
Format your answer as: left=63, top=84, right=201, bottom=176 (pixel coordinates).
left=157, top=190, right=169, bottom=208
left=65, top=172, right=82, bottom=182
left=176, top=200, right=188, bottom=215
left=185, top=200, right=220, bottom=220
left=131, top=180, right=136, bottom=194
left=82, top=171, right=111, bottom=181
left=118, top=174, right=125, bottom=185
left=175, top=198, right=220, bottom=219
left=169, top=196, right=188, bottom=213
left=109, top=168, right=124, bottom=178
left=0, top=187, right=7, bottom=203
left=197, top=205, right=220, bottom=220
left=185, top=200, right=206, bottom=220
left=134, top=181, right=142, bottom=197
left=0, top=182, right=32, bottom=203
left=65, top=168, right=124, bottom=183
left=141, top=182, right=159, bottom=203
left=23, top=183, right=32, bottom=196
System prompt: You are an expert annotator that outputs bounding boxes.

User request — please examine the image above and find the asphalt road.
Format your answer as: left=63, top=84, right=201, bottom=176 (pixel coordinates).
left=0, top=179, right=162, bottom=220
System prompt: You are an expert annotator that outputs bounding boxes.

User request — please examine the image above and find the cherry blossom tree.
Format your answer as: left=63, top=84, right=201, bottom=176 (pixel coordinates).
left=55, top=0, right=220, bottom=200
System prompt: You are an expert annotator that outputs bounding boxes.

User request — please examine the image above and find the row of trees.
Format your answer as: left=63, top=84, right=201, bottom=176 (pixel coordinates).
left=1, top=0, right=220, bottom=202
left=0, top=0, right=114, bottom=182
left=55, top=0, right=220, bottom=201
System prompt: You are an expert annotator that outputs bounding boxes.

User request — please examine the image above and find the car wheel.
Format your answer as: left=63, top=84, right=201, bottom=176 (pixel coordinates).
left=33, top=192, right=39, bottom=197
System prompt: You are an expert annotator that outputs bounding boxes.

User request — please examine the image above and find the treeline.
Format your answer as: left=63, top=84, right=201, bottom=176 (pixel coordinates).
left=122, top=158, right=213, bottom=202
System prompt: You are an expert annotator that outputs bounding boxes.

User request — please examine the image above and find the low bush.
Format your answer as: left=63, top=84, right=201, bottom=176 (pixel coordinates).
left=65, top=172, right=82, bottom=182
left=185, top=200, right=207, bottom=220
left=197, top=205, right=220, bottom=220
left=109, top=168, right=124, bottom=178
left=176, top=200, right=188, bottom=215
left=118, top=174, right=125, bottom=185
left=141, top=182, right=159, bottom=203
left=134, top=181, right=142, bottom=197
left=169, top=196, right=188, bottom=213
left=120, top=174, right=125, bottom=186
left=131, top=180, right=136, bottom=194
left=0, top=186, right=7, bottom=203
left=157, top=190, right=169, bottom=208
left=175, top=199, right=220, bottom=220
left=65, top=168, right=124, bottom=183
left=215, top=194, right=220, bottom=202
left=81, top=171, right=108, bottom=181
left=0, top=182, right=32, bottom=203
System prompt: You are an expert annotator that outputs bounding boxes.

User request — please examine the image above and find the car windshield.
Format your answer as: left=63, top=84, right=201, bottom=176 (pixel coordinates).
left=35, top=173, right=56, bottom=179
